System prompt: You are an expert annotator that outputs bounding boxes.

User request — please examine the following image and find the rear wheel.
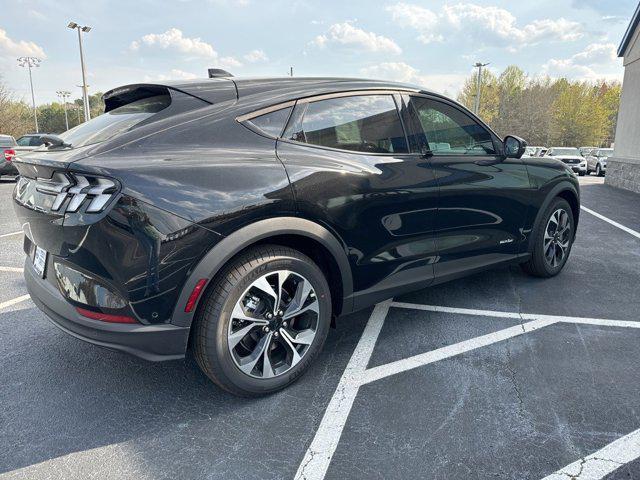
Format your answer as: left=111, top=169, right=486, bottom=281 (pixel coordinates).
left=192, top=245, right=331, bottom=396
left=521, top=198, right=575, bottom=278
left=596, top=164, right=603, bottom=176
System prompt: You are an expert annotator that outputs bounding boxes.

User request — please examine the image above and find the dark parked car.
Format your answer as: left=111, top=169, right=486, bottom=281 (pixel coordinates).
left=13, top=77, right=580, bottom=396
left=0, top=134, right=18, bottom=178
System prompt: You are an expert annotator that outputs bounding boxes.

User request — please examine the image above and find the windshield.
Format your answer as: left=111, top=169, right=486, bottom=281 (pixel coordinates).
left=550, top=148, right=580, bottom=156
left=58, top=94, right=170, bottom=148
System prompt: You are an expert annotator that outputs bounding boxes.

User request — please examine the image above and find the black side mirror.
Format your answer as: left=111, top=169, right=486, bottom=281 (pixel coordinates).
left=504, top=135, right=526, bottom=159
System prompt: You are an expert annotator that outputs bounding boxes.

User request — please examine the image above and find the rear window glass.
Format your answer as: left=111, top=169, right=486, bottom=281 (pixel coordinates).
left=247, top=107, right=292, bottom=137
left=0, top=136, right=16, bottom=147
left=59, top=94, right=171, bottom=148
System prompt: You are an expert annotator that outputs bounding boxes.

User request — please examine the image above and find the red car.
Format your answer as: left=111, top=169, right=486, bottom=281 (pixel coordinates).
left=0, top=134, right=18, bottom=179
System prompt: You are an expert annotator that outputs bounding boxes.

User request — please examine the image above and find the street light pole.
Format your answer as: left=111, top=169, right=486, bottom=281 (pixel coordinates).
left=56, top=90, right=72, bottom=130
left=68, top=22, right=92, bottom=122
left=17, top=56, right=41, bottom=132
left=473, top=62, right=489, bottom=116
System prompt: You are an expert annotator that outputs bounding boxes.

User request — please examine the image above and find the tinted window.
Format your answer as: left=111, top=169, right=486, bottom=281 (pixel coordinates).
left=409, top=97, right=495, bottom=155
left=30, top=136, right=45, bottom=146
left=16, top=136, right=32, bottom=146
left=247, top=107, right=292, bottom=137
left=59, top=94, right=171, bottom=148
left=291, top=95, right=408, bottom=154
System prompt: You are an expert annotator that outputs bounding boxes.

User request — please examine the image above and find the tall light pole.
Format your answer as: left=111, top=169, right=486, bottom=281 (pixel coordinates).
left=17, top=56, right=41, bottom=132
left=473, top=62, right=489, bottom=116
left=68, top=22, right=92, bottom=122
left=56, top=90, right=72, bottom=131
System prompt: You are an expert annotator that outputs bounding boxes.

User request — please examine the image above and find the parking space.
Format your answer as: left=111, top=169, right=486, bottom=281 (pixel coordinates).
left=1, top=176, right=640, bottom=480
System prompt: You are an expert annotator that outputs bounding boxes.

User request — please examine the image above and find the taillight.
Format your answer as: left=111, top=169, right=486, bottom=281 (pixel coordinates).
left=33, top=172, right=119, bottom=213
left=3, top=149, right=15, bottom=161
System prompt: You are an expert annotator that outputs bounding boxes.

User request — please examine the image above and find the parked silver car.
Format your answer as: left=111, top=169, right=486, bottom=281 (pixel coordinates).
left=586, top=148, right=613, bottom=176
left=545, top=147, right=587, bottom=176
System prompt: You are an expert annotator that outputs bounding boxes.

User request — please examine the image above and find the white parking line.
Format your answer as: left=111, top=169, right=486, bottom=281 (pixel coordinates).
left=0, top=266, right=23, bottom=273
left=541, top=427, right=640, bottom=480
left=294, top=300, right=391, bottom=480
left=0, top=294, right=31, bottom=310
left=361, top=318, right=556, bottom=384
left=581, top=205, right=640, bottom=240
left=296, top=302, right=640, bottom=480
left=0, top=231, right=22, bottom=239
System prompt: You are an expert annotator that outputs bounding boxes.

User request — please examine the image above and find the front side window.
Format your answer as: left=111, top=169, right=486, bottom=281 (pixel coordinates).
left=408, top=97, right=496, bottom=155
left=288, top=95, right=408, bottom=154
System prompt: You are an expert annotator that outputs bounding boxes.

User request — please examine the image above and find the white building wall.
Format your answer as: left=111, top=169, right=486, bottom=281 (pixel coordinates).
left=607, top=25, right=640, bottom=193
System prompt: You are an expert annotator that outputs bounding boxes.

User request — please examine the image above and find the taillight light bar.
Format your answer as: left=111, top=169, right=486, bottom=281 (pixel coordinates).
left=34, top=172, right=118, bottom=213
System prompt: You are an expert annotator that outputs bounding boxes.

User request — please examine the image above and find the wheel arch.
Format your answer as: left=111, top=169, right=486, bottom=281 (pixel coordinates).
left=528, top=181, right=580, bottom=253
left=171, top=217, right=353, bottom=328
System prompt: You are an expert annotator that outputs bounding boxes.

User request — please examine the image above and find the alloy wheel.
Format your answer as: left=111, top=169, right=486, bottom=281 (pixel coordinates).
left=544, top=208, right=571, bottom=268
left=227, top=270, right=319, bottom=379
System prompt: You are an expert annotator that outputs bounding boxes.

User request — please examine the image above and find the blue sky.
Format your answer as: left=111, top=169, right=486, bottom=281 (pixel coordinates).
left=0, top=0, right=637, bottom=104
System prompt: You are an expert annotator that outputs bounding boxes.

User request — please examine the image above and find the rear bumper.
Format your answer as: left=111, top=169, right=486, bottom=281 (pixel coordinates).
left=25, top=259, right=190, bottom=361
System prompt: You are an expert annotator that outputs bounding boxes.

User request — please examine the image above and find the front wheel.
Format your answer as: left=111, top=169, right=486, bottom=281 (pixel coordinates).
left=596, top=164, right=604, bottom=177
left=192, top=245, right=332, bottom=396
left=521, top=198, right=575, bottom=278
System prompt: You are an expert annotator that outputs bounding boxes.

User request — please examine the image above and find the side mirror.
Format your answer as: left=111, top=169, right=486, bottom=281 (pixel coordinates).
left=504, top=135, right=527, bottom=159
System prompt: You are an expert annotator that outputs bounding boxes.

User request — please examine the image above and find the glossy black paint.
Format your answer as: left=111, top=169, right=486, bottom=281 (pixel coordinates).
left=12, top=77, right=579, bottom=360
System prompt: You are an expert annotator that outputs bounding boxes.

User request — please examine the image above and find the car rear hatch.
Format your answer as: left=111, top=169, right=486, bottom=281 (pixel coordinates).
left=12, top=80, right=236, bottom=257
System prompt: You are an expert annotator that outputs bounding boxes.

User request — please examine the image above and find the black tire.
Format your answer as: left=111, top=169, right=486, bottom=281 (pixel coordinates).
left=596, top=165, right=604, bottom=177
left=578, top=171, right=585, bottom=176
left=192, top=245, right=332, bottom=396
left=521, top=197, right=575, bottom=278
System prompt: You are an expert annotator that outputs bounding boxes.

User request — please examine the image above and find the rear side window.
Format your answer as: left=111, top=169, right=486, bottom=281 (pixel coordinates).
left=59, top=94, right=171, bottom=148
left=288, top=95, right=408, bottom=154
left=246, top=107, right=292, bottom=137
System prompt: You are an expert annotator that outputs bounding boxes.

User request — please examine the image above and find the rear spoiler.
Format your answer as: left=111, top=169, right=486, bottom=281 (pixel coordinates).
left=103, top=79, right=238, bottom=113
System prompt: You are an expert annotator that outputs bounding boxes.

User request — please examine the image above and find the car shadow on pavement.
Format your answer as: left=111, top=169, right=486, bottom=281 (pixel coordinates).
left=0, top=305, right=371, bottom=479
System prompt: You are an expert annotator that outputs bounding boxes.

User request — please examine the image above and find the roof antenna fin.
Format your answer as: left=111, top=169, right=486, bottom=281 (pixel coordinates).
left=208, top=68, right=233, bottom=78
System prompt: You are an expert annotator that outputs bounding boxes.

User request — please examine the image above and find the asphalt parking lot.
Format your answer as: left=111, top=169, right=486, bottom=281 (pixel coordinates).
left=1, top=174, right=639, bottom=480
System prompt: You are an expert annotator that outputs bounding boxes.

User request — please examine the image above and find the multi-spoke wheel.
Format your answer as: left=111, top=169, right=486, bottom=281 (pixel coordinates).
left=521, top=197, right=575, bottom=278
left=543, top=209, right=571, bottom=268
left=193, top=245, right=331, bottom=396
left=227, top=270, right=320, bottom=379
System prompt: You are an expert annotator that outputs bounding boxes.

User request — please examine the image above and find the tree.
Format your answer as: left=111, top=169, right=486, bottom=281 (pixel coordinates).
left=457, top=67, right=621, bottom=147
left=0, top=78, right=34, bottom=138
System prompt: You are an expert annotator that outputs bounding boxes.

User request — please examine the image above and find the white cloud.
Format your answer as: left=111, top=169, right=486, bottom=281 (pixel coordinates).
left=130, top=28, right=216, bottom=57
left=360, top=61, right=466, bottom=94
left=146, top=69, right=200, bottom=81
left=0, top=28, right=46, bottom=59
left=311, top=22, right=402, bottom=54
left=219, top=56, right=243, bottom=68
left=243, top=49, right=268, bottom=63
left=542, top=43, right=621, bottom=80
left=387, top=2, right=583, bottom=48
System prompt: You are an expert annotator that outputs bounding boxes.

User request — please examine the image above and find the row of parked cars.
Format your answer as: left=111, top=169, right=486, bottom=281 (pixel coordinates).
left=0, top=133, right=50, bottom=179
left=523, top=145, right=612, bottom=176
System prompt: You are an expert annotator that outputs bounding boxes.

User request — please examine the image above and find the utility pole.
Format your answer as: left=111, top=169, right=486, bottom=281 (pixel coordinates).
left=56, top=90, right=72, bottom=130
left=17, top=56, right=41, bottom=132
left=473, top=62, right=489, bottom=116
left=290, top=66, right=293, bottom=77
left=68, top=22, right=92, bottom=122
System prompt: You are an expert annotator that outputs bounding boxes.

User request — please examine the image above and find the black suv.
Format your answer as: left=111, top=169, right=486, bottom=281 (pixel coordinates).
left=13, top=77, right=579, bottom=396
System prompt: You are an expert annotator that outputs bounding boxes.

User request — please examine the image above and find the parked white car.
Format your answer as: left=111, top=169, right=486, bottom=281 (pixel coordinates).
left=545, top=147, right=587, bottom=176
left=586, top=148, right=613, bottom=176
